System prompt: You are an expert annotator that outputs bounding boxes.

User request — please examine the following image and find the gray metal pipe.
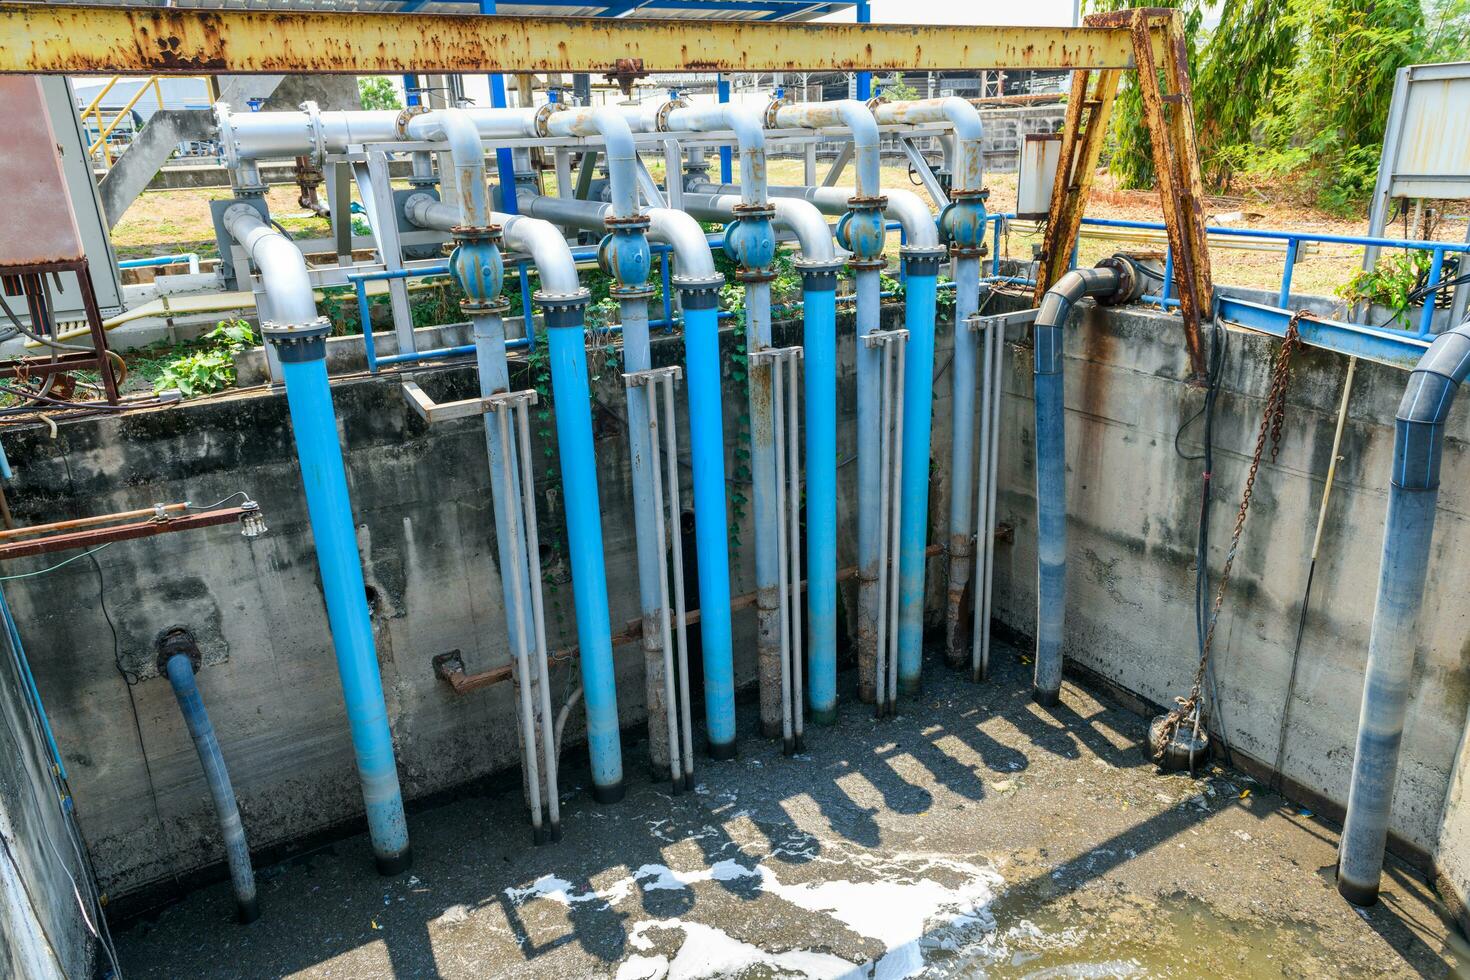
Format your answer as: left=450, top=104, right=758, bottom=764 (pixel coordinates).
left=216, top=103, right=540, bottom=164
left=222, top=203, right=319, bottom=327
left=618, top=103, right=769, bottom=207
left=406, top=194, right=581, bottom=296
left=699, top=182, right=940, bottom=248
left=403, top=109, right=491, bottom=229
left=772, top=101, right=881, bottom=201
left=542, top=108, right=641, bottom=218
left=873, top=97, right=985, bottom=192
left=680, top=191, right=835, bottom=262
left=1339, top=316, right=1470, bottom=906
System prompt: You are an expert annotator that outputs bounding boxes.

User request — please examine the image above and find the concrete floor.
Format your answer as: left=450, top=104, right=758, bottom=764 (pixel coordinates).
left=114, top=645, right=1469, bottom=978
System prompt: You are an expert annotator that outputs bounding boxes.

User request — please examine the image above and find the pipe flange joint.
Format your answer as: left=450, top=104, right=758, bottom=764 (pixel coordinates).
left=299, top=100, right=326, bottom=166
left=262, top=316, right=333, bottom=363
left=654, top=98, right=690, bottom=132
left=448, top=226, right=505, bottom=308
left=214, top=102, right=240, bottom=170
left=1094, top=254, right=1148, bottom=306
left=673, top=273, right=725, bottom=311
left=395, top=104, right=429, bottom=140
left=533, top=101, right=568, bottom=138
left=837, top=198, right=888, bottom=265
left=795, top=257, right=843, bottom=292
left=938, top=192, right=988, bottom=255
left=598, top=217, right=653, bottom=295
left=723, top=204, right=777, bottom=282
left=538, top=289, right=593, bottom=329
left=155, top=625, right=202, bottom=677
left=864, top=96, right=889, bottom=111
left=900, top=244, right=947, bottom=277
left=763, top=98, right=790, bottom=130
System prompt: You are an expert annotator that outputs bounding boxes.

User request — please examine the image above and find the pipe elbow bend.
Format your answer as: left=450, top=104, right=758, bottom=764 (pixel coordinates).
left=774, top=199, right=836, bottom=264
left=884, top=189, right=942, bottom=249
left=1394, top=320, right=1470, bottom=489
left=648, top=208, right=719, bottom=281
left=503, top=215, right=582, bottom=298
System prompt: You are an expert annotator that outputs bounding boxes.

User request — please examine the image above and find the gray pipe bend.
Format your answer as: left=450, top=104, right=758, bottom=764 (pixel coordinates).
left=222, top=204, right=319, bottom=327
left=406, top=193, right=582, bottom=297
left=696, top=181, right=939, bottom=248
left=772, top=101, right=881, bottom=201
left=404, top=109, right=490, bottom=229
left=873, top=97, right=985, bottom=192
left=680, top=192, right=835, bottom=263
left=543, top=108, right=641, bottom=219
left=216, top=104, right=540, bottom=163
left=521, top=194, right=717, bottom=279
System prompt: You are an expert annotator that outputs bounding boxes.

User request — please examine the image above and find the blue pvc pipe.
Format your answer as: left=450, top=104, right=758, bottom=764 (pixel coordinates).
left=895, top=267, right=939, bottom=693
left=803, top=280, right=838, bottom=723
left=1339, top=318, right=1470, bottom=906
left=274, top=343, right=410, bottom=873
left=717, top=77, right=733, bottom=185
left=118, top=253, right=198, bottom=269
left=682, top=302, right=737, bottom=757
left=0, top=587, right=63, bottom=781
left=855, top=0, right=872, bottom=100
left=545, top=313, right=625, bottom=800
left=165, top=653, right=259, bottom=923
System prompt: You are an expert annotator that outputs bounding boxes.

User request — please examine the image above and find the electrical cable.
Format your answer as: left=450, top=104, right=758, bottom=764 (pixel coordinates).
left=0, top=543, right=114, bottom=582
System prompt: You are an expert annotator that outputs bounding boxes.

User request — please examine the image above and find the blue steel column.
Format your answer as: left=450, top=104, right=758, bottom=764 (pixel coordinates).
left=159, top=631, right=258, bottom=924
left=543, top=293, right=625, bottom=801
left=895, top=248, right=945, bottom=693
left=1339, top=320, right=1470, bottom=906
left=855, top=0, right=872, bottom=101
left=717, top=76, right=733, bottom=186
left=680, top=277, right=739, bottom=759
left=799, top=261, right=842, bottom=723
left=263, top=319, right=410, bottom=875
left=479, top=0, right=519, bottom=214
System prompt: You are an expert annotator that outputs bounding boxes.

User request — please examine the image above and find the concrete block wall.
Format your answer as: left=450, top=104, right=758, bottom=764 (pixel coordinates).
left=4, top=294, right=1469, bottom=927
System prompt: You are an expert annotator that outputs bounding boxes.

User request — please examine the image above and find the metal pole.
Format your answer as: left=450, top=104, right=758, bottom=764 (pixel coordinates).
left=772, top=350, right=795, bottom=753
left=855, top=0, right=872, bottom=101
left=661, top=371, right=696, bottom=782
left=855, top=267, right=883, bottom=704
left=748, top=285, right=784, bottom=740
left=787, top=351, right=806, bottom=749
left=479, top=0, right=520, bottom=214
left=645, top=378, right=684, bottom=791
left=970, top=315, right=994, bottom=681
left=945, top=263, right=983, bottom=667
left=263, top=320, right=411, bottom=875
left=717, top=75, right=733, bottom=185
left=887, top=337, right=906, bottom=715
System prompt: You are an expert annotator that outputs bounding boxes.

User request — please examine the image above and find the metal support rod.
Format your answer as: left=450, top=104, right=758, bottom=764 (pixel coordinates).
left=970, top=312, right=1005, bottom=681
left=854, top=267, right=884, bottom=705
left=944, top=264, right=985, bottom=667
left=865, top=327, right=909, bottom=717
left=747, top=283, right=784, bottom=741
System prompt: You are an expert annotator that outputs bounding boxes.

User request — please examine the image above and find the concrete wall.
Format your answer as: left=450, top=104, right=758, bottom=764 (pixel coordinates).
left=0, top=589, right=94, bottom=978
left=4, top=294, right=1469, bottom=924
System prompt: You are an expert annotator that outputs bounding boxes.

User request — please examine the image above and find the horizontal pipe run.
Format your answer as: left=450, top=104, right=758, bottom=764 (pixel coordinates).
left=437, top=544, right=948, bottom=693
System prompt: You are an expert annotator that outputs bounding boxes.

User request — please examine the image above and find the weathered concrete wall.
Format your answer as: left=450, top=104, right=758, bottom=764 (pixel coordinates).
left=6, top=291, right=1469, bottom=922
left=0, top=590, right=94, bottom=978
left=975, top=295, right=1469, bottom=872
left=1, top=304, right=925, bottom=904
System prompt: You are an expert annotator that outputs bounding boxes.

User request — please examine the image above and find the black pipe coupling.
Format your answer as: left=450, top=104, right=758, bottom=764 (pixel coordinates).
left=538, top=289, right=594, bottom=329
left=262, top=317, right=333, bottom=363
left=1094, top=254, right=1154, bottom=307
left=795, top=257, right=844, bottom=292
left=673, top=274, right=726, bottom=311
left=900, top=244, right=947, bottom=277
left=155, top=625, right=202, bottom=676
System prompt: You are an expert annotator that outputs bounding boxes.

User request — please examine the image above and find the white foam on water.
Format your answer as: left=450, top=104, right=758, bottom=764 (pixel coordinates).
left=504, top=872, right=636, bottom=908
left=631, top=919, right=865, bottom=980
left=634, top=859, right=759, bottom=892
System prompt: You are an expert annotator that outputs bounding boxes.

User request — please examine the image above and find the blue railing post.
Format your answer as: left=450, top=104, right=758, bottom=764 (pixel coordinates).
left=1278, top=238, right=1299, bottom=308
left=480, top=0, right=520, bottom=214
left=263, top=318, right=411, bottom=876
left=855, top=0, right=872, bottom=101
left=717, top=76, right=733, bottom=185
left=1419, top=248, right=1445, bottom=337
left=1161, top=245, right=1174, bottom=305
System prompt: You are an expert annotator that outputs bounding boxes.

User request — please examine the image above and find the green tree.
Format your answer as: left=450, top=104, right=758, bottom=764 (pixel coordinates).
left=357, top=76, right=403, bottom=111
left=881, top=72, right=920, bottom=101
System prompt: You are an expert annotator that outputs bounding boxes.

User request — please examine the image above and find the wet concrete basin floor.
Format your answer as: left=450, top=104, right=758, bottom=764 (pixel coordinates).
left=115, top=645, right=1468, bottom=978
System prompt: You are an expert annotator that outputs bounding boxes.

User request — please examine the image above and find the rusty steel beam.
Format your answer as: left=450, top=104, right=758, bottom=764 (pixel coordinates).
left=0, top=4, right=1164, bottom=75
left=0, top=507, right=248, bottom=561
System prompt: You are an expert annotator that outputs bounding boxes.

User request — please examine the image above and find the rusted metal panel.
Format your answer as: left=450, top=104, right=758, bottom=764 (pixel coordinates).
left=0, top=507, right=248, bottom=561
left=0, top=76, right=84, bottom=268
left=0, top=4, right=1160, bottom=75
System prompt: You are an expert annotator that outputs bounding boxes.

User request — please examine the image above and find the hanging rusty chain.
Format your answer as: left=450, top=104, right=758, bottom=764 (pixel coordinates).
left=1151, top=312, right=1306, bottom=763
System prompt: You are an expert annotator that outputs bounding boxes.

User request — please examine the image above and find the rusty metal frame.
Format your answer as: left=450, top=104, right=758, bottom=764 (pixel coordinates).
left=0, top=4, right=1163, bottom=75
left=0, top=506, right=249, bottom=561
left=1035, top=7, right=1214, bottom=380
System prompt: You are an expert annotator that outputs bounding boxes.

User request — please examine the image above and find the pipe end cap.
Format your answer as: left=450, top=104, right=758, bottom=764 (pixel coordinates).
left=236, top=896, right=261, bottom=925
left=592, top=782, right=626, bottom=805
left=375, top=848, right=413, bottom=878
left=707, top=740, right=737, bottom=762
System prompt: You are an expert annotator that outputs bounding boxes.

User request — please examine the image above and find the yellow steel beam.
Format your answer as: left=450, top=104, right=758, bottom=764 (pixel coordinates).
left=0, top=4, right=1160, bottom=76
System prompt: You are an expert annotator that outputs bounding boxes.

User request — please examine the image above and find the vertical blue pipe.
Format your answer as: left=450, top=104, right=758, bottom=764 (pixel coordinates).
left=621, top=297, right=679, bottom=782
left=543, top=299, right=625, bottom=800
left=264, top=322, right=411, bottom=874
left=480, top=0, right=519, bottom=214
left=717, top=76, right=733, bottom=186
left=1339, top=320, right=1470, bottom=905
left=403, top=75, right=420, bottom=108
left=661, top=255, right=674, bottom=330
left=164, top=651, right=259, bottom=923
left=0, top=587, right=63, bottom=781
left=854, top=268, right=883, bottom=702
left=855, top=0, right=872, bottom=101
left=801, top=266, right=840, bottom=723
left=681, top=294, right=737, bottom=757
left=944, top=259, right=983, bottom=667
left=1418, top=249, right=1444, bottom=337
left=1161, top=246, right=1174, bottom=305
left=895, top=252, right=942, bottom=692
left=1278, top=239, right=1298, bottom=308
